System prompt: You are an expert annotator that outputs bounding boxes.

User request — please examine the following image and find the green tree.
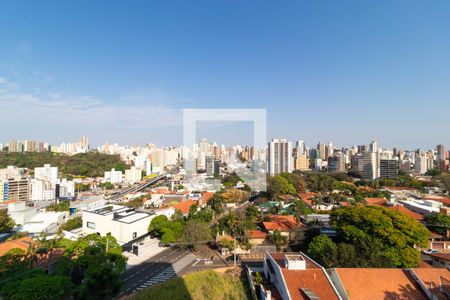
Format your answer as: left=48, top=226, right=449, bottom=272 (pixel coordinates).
left=307, top=235, right=338, bottom=267
left=180, top=220, right=212, bottom=250
left=148, top=215, right=170, bottom=234
left=208, top=192, right=224, bottom=215
left=245, top=205, right=259, bottom=222
left=331, top=206, right=430, bottom=268
left=46, top=201, right=70, bottom=212
left=269, top=230, right=288, bottom=251
left=254, top=272, right=263, bottom=286
left=0, top=209, right=15, bottom=232
left=11, top=275, right=73, bottom=300
left=219, top=212, right=240, bottom=235
left=424, top=213, right=450, bottom=236
left=217, top=238, right=234, bottom=251
left=59, top=216, right=82, bottom=231
left=267, top=175, right=296, bottom=199
left=279, top=172, right=306, bottom=194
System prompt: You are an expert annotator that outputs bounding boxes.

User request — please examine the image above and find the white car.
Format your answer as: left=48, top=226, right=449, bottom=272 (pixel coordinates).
left=423, top=249, right=439, bottom=254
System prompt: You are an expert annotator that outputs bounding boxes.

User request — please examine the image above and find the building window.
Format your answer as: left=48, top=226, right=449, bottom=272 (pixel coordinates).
left=133, top=232, right=137, bottom=239
left=87, top=221, right=96, bottom=229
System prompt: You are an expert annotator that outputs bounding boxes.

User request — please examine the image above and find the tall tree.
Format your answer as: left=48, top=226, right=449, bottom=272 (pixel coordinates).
left=0, top=209, right=15, bottom=232
left=269, top=230, right=288, bottom=251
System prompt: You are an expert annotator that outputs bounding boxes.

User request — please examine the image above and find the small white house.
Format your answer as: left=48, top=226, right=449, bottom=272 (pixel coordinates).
left=82, top=205, right=153, bottom=244
left=20, top=211, right=68, bottom=236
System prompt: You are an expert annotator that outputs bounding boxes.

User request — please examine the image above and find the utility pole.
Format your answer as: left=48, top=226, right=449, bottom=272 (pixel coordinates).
left=233, top=237, right=237, bottom=268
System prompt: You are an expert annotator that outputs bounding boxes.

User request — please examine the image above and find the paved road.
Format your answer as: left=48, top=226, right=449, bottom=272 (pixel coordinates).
left=119, top=247, right=197, bottom=297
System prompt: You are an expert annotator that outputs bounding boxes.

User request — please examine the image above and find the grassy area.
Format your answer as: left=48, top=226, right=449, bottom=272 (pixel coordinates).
left=0, top=152, right=127, bottom=177
left=132, top=270, right=250, bottom=300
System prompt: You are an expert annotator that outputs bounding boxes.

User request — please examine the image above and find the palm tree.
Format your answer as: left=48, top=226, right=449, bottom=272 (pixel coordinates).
left=311, top=196, right=323, bottom=209
left=224, top=212, right=240, bottom=235
left=292, top=200, right=303, bottom=223
left=269, top=230, right=288, bottom=251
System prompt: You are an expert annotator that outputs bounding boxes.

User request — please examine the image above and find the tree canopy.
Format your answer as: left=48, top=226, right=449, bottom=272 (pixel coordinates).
left=0, top=152, right=127, bottom=177
left=308, top=206, right=430, bottom=268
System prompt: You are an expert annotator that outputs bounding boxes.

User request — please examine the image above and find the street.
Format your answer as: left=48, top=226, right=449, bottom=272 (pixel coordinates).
left=119, top=247, right=197, bottom=297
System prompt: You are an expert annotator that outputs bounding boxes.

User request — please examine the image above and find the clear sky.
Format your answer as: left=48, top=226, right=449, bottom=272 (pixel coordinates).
left=0, top=0, right=449, bottom=149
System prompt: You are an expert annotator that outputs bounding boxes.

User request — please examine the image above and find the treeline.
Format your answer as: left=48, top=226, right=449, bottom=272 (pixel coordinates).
left=0, top=152, right=127, bottom=177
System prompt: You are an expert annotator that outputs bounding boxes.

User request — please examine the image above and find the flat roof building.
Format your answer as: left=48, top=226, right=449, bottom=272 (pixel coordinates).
left=82, top=204, right=154, bottom=244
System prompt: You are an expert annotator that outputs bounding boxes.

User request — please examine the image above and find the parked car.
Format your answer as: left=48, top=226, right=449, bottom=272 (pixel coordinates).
left=423, top=249, right=439, bottom=254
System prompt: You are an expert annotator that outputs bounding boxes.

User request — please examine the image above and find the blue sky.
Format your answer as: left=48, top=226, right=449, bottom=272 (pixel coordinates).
left=0, top=0, right=449, bottom=149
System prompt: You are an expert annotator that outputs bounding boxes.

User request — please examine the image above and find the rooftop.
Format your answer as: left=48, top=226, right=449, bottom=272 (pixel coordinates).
left=262, top=215, right=304, bottom=232
left=428, top=253, right=450, bottom=262
left=0, top=237, right=33, bottom=256
left=268, top=252, right=339, bottom=300
left=333, top=268, right=427, bottom=300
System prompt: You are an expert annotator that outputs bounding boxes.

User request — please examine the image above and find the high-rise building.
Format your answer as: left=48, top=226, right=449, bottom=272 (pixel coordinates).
left=317, top=142, right=326, bottom=160
left=437, top=144, right=446, bottom=161
left=0, top=181, right=9, bottom=201
left=8, top=140, right=18, bottom=152
left=294, top=152, right=309, bottom=171
left=356, top=152, right=379, bottom=180
left=380, top=158, right=399, bottom=179
left=8, top=178, right=30, bottom=201
left=357, top=145, right=368, bottom=153
left=206, top=155, right=220, bottom=176
left=415, top=151, right=433, bottom=174
left=34, top=164, right=58, bottom=184
left=104, top=168, right=123, bottom=184
left=328, top=153, right=345, bottom=173
left=0, top=166, right=24, bottom=181
left=436, top=144, right=447, bottom=171
left=125, top=166, right=142, bottom=184
left=296, top=141, right=305, bottom=154
left=268, top=139, right=292, bottom=175
left=31, top=179, right=55, bottom=201
left=369, top=141, right=378, bottom=153
left=80, top=135, right=89, bottom=150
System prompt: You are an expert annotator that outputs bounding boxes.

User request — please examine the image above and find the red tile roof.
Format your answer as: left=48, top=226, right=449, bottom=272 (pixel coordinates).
left=428, top=253, right=450, bottom=262
left=423, top=196, right=450, bottom=206
left=366, top=197, right=387, bottom=206
left=0, top=237, right=33, bottom=256
left=270, top=253, right=339, bottom=300
left=246, top=230, right=268, bottom=239
left=172, top=200, right=197, bottom=215
left=335, top=268, right=427, bottom=300
left=263, top=215, right=304, bottom=232
left=413, top=268, right=450, bottom=300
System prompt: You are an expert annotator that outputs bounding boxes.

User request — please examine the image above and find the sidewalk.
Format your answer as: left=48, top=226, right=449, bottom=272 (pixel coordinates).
left=123, top=238, right=168, bottom=270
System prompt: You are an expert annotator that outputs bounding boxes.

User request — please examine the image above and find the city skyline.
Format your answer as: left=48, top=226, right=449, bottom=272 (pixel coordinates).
left=1, top=1, right=450, bottom=148
left=1, top=135, right=449, bottom=152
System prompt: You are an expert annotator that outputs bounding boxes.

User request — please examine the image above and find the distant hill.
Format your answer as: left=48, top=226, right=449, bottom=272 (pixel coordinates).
left=0, top=152, right=127, bottom=178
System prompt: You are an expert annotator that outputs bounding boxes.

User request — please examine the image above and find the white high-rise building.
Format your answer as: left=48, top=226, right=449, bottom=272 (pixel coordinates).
left=415, top=151, right=433, bottom=174
left=125, top=166, right=143, bottom=184
left=31, top=179, right=55, bottom=201
left=104, top=168, right=123, bottom=184
left=268, top=139, right=292, bottom=175
left=80, top=135, right=89, bottom=151
left=296, top=140, right=305, bottom=154
left=34, top=164, right=58, bottom=184
left=58, top=178, right=75, bottom=198
left=369, top=140, right=378, bottom=153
